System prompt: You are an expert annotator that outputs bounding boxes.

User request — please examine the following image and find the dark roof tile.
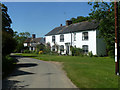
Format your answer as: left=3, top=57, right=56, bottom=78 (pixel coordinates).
left=24, top=37, right=45, bottom=44
left=45, top=20, right=99, bottom=36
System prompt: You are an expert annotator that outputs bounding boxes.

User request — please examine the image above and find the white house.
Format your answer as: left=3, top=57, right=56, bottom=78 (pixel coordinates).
left=24, top=34, right=45, bottom=51
left=45, top=20, right=106, bottom=56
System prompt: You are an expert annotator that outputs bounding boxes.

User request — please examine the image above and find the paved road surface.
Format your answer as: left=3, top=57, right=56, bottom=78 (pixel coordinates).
left=3, top=56, right=77, bottom=89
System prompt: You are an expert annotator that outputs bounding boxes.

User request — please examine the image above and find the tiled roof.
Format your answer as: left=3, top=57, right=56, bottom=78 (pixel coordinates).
left=45, top=26, right=66, bottom=36
left=24, top=38, right=31, bottom=43
left=45, top=20, right=99, bottom=36
left=24, top=37, right=45, bottom=44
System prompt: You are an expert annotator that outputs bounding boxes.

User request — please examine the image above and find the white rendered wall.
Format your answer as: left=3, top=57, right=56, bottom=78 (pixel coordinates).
left=46, top=30, right=98, bottom=55
left=46, top=33, right=71, bottom=54
left=24, top=43, right=27, bottom=47
left=74, top=30, right=97, bottom=55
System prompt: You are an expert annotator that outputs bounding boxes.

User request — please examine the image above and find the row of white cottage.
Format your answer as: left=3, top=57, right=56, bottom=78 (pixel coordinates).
left=45, top=20, right=106, bottom=56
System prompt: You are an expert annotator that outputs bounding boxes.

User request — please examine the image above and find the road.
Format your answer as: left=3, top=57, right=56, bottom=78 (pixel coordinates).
left=3, top=56, right=77, bottom=89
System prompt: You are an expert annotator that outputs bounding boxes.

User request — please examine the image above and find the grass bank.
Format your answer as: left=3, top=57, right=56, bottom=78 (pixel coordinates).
left=15, top=53, right=119, bottom=88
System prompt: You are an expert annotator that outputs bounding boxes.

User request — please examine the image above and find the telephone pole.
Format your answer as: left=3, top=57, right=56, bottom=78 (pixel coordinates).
left=114, top=0, right=119, bottom=75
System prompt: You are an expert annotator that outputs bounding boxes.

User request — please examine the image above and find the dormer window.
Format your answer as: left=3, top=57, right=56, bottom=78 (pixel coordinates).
left=52, top=36, right=55, bottom=42
left=60, top=35, right=64, bottom=42
left=82, top=32, right=88, bottom=40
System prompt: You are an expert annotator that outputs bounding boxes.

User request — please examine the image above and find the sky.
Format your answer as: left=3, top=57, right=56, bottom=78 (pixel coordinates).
left=3, top=2, right=93, bottom=37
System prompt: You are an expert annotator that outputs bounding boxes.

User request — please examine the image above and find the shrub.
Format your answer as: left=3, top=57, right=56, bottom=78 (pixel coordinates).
left=2, top=55, right=17, bottom=78
left=88, top=51, right=93, bottom=57
left=36, top=43, right=51, bottom=54
left=24, top=49, right=30, bottom=53
left=50, top=51, right=59, bottom=55
left=70, top=46, right=83, bottom=56
left=39, top=51, right=43, bottom=54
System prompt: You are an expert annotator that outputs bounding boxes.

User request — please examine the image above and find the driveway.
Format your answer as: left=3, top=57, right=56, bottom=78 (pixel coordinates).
left=3, top=56, right=77, bottom=89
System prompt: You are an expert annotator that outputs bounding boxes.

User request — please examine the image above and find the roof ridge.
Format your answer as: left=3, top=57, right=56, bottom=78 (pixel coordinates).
left=45, top=20, right=98, bottom=36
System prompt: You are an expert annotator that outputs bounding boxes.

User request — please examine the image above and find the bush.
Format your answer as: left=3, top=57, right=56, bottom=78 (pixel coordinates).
left=24, top=49, right=30, bottom=53
left=88, top=51, right=93, bottom=57
left=2, top=55, right=17, bottom=78
left=70, top=46, right=83, bottom=56
left=39, top=51, right=43, bottom=54
left=49, top=51, right=59, bottom=55
left=36, top=44, right=51, bottom=54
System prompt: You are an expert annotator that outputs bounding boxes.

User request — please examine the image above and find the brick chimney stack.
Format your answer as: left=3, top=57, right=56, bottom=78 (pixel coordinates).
left=66, top=20, right=72, bottom=26
left=32, top=34, right=36, bottom=38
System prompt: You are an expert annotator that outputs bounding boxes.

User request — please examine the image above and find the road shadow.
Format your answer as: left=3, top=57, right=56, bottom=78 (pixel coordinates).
left=2, top=80, right=29, bottom=89
left=10, top=55, right=37, bottom=58
left=2, top=56, right=38, bottom=89
left=8, top=63, right=38, bottom=77
left=17, top=63, right=38, bottom=68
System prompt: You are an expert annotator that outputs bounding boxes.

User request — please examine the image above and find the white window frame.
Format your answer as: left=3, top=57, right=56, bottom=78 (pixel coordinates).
left=82, top=32, right=88, bottom=41
left=60, top=34, right=64, bottom=42
left=82, top=45, right=89, bottom=54
left=52, top=36, right=55, bottom=42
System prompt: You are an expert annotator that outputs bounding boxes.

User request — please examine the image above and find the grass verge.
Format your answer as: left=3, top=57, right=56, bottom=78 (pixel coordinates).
left=15, top=53, right=119, bottom=88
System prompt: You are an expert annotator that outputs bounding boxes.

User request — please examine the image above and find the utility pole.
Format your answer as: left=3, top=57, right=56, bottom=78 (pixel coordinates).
left=114, top=0, right=119, bottom=75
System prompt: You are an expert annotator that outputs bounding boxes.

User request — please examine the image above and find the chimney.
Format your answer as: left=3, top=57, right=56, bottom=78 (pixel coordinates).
left=60, top=24, right=62, bottom=27
left=32, top=34, right=36, bottom=38
left=66, top=20, right=72, bottom=26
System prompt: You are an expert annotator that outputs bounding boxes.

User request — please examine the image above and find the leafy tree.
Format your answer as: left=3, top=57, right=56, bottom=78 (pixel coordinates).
left=36, top=43, right=51, bottom=54
left=70, top=16, right=91, bottom=24
left=36, top=44, right=45, bottom=51
left=88, top=2, right=120, bottom=57
left=2, top=3, right=17, bottom=56
left=14, top=32, right=30, bottom=52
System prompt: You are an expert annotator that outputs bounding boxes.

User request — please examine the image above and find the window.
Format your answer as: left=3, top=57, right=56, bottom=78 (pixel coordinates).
left=82, top=32, right=88, bottom=40
left=60, top=45, right=64, bottom=52
left=82, top=45, right=88, bottom=54
left=60, top=35, right=64, bottom=42
left=52, top=36, right=55, bottom=42
left=74, top=45, right=76, bottom=48
left=74, top=33, right=76, bottom=41
left=31, top=47, right=33, bottom=50
left=52, top=45, right=55, bottom=51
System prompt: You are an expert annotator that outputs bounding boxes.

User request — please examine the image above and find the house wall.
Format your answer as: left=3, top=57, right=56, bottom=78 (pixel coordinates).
left=45, top=33, right=71, bottom=54
left=74, top=30, right=97, bottom=55
left=24, top=43, right=27, bottom=47
left=45, top=30, right=98, bottom=55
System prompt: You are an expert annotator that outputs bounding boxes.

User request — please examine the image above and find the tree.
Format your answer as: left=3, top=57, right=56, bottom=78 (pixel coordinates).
left=88, top=2, right=120, bottom=57
left=2, top=3, right=17, bottom=56
left=14, top=32, right=30, bottom=52
left=70, top=16, right=91, bottom=24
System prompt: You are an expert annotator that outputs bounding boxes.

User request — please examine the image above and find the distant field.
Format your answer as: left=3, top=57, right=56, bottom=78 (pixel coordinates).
left=15, top=53, right=119, bottom=88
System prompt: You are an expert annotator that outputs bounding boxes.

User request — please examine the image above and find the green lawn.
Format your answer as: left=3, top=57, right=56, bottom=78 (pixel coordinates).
left=15, top=53, right=119, bottom=88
